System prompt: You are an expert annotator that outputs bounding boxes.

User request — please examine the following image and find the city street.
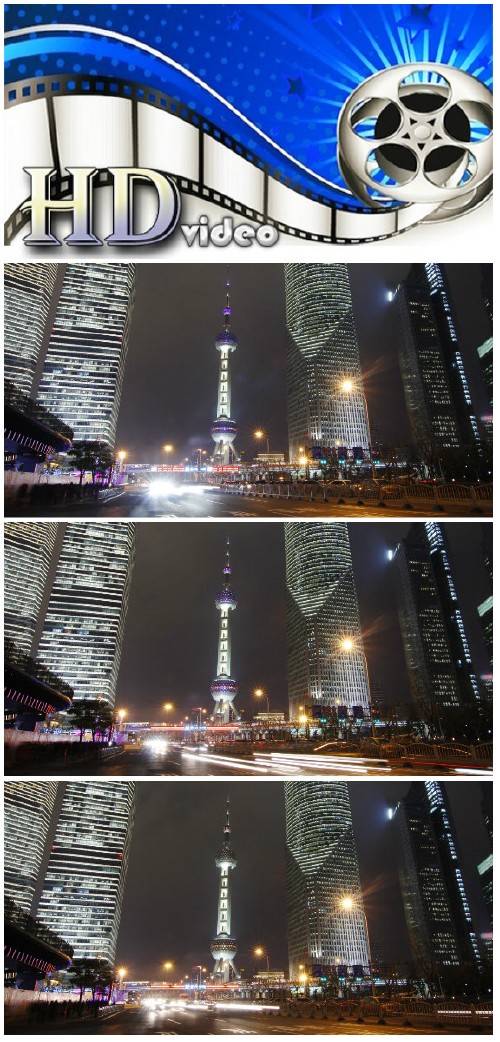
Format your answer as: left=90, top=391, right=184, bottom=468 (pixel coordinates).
left=8, top=745, right=492, bottom=778
left=7, top=484, right=488, bottom=518
left=9, top=1004, right=476, bottom=1035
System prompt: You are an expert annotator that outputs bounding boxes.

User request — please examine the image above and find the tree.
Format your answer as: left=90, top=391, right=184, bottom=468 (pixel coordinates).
left=67, top=699, right=115, bottom=743
left=68, top=441, right=115, bottom=487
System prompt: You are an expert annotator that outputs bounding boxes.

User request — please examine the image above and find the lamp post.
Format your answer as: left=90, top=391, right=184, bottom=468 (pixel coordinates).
left=253, top=946, right=270, bottom=972
left=253, top=687, right=270, bottom=716
left=254, top=428, right=270, bottom=455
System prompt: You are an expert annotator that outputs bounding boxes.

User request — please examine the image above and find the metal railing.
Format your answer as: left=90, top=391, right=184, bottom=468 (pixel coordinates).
left=223, top=481, right=492, bottom=509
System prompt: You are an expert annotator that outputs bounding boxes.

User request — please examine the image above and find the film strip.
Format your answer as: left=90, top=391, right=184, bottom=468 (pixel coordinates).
left=4, top=73, right=435, bottom=246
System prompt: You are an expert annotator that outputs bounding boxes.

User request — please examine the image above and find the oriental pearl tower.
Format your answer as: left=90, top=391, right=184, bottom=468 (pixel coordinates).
left=211, top=280, right=238, bottom=465
left=210, top=538, right=238, bottom=723
left=210, top=798, right=238, bottom=983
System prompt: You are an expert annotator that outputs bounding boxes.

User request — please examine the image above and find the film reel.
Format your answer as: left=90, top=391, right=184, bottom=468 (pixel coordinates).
left=338, top=62, right=493, bottom=223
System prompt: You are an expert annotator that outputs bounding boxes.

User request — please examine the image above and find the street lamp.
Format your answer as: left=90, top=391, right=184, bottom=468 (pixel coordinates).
left=117, top=967, right=127, bottom=981
left=116, top=450, right=127, bottom=463
left=254, top=428, right=270, bottom=454
left=253, top=686, right=270, bottom=716
left=340, top=378, right=354, bottom=394
left=163, top=444, right=174, bottom=454
left=163, top=702, right=174, bottom=713
left=164, top=961, right=174, bottom=973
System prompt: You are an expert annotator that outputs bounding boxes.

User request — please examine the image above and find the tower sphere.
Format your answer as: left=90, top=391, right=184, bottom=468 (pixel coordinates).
left=215, top=330, right=238, bottom=352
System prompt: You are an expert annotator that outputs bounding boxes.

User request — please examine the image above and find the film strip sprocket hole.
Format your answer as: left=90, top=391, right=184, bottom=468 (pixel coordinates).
left=4, top=73, right=421, bottom=246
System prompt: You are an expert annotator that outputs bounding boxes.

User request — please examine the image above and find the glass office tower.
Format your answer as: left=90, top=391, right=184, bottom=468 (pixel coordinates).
left=37, top=782, right=135, bottom=963
left=37, top=264, right=135, bottom=448
left=4, top=263, right=58, bottom=396
left=285, top=264, right=370, bottom=462
left=393, top=782, right=480, bottom=969
left=285, top=782, right=370, bottom=978
left=4, top=522, right=58, bottom=655
left=4, top=782, right=58, bottom=913
left=285, top=522, right=371, bottom=720
left=38, top=522, right=135, bottom=705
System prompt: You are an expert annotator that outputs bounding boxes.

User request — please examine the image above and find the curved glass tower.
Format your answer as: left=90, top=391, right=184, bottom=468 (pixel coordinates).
left=285, top=264, right=370, bottom=462
left=4, top=781, right=58, bottom=914
left=285, top=782, right=370, bottom=978
left=4, top=522, right=58, bottom=655
left=37, top=781, right=135, bottom=964
left=38, top=522, right=135, bottom=706
left=285, top=523, right=371, bottom=720
left=4, top=263, right=58, bottom=396
left=37, top=263, right=135, bottom=449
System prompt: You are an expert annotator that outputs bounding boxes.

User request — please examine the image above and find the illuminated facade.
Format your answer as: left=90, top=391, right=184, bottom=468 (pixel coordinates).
left=38, top=523, right=135, bottom=706
left=424, top=523, right=480, bottom=704
left=285, top=782, right=370, bottom=978
left=393, top=782, right=479, bottom=969
left=37, top=782, right=135, bottom=963
left=211, top=281, right=238, bottom=465
left=396, top=264, right=480, bottom=453
left=285, top=264, right=370, bottom=462
left=285, top=523, right=371, bottom=720
left=4, top=782, right=58, bottom=914
left=391, top=526, right=470, bottom=718
left=210, top=538, right=238, bottom=723
left=210, top=800, right=238, bottom=982
left=4, top=522, right=58, bottom=655
left=4, top=263, right=58, bottom=396
left=37, top=264, right=135, bottom=449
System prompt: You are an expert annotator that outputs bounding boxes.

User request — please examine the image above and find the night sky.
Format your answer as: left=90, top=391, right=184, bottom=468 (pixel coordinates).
left=32, top=521, right=491, bottom=720
left=37, top=265, right=491, bottom=461
left=108, top=781, right=490, bottom=980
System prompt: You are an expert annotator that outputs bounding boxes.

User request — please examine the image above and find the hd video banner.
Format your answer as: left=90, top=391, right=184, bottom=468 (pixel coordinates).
left=4, top=4, right=492, bottom=250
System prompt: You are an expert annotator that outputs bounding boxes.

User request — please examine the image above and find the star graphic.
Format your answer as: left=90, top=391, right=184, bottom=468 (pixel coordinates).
left=226, top=11, right=243, bottom=31
left=288, top=76, right=305, bottom=98
left=307, top=5, right=343, bottom=24
left=397, top=5, right=434, bottom=41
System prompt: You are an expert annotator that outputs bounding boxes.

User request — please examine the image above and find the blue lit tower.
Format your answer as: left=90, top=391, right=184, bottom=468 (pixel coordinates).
left=211, top=539, right=238, bottom=723
left=210, top=799, right=238, bottom=983
left=211, top=281, right=238, bottom=465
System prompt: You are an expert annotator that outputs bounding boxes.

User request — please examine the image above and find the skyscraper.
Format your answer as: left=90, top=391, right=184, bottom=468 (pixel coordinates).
left=285, top=523, right=371, bottom=720
left=37, top=264, right=135, bottom=449
left=4, top=263, right=58, bottom=396
left=4, top=782, right=58, bottom=914
left=396, top=264, right=480, bottom=453
left=391, top=525, right=477, bottom=719
left=211, top=281, right=238, bottom=465
left=423, top=523, right=480, bottom=703
left=393, top=782, right=480, bottom=969
left=285, top=264, right=370, bottom=463
left=477, top=532, right=493, bottom=669
left=210, top=800, right=238, bottom=982
left=477, top=783, right=493, bottom=929
left=285, top=782, right=370, bottom=978
left=37, top=782, right=135, bottom=963
left=4, top=522, right=58, bottom=655
left=210, top=538, right=238, bottom=723
left=38, top=523, right=135, bottom=706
